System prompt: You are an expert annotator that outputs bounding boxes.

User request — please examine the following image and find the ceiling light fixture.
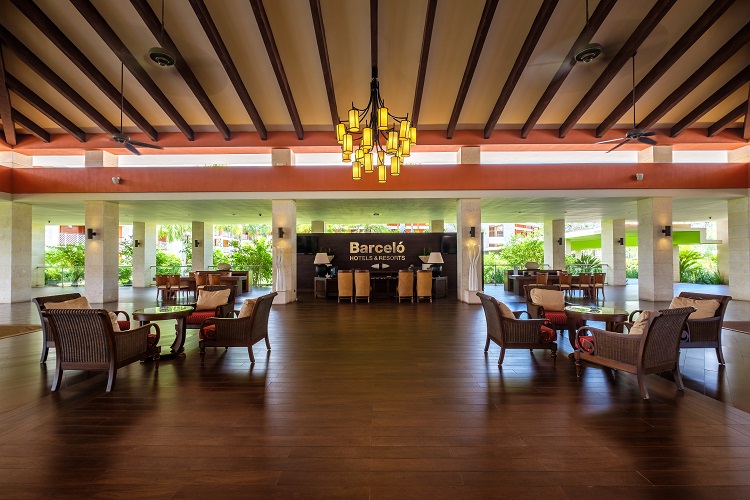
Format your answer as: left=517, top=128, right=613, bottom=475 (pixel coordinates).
left=338, top=66, right=417, bottom=183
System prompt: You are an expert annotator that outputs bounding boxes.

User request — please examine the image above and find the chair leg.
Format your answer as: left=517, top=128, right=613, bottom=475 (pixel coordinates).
left=637, top=374, right=649, bottom=400
left=574, top=353, right=582, bottom=377
left=498, top=347, right=506, bottom=365
left=484, top=336, right=490, bottom=352
left=51, top=361, right=63, bottom=391
left=672, top=363, right=684, bottom=391
left=40, top=345, right=49, bottom=364
left=716, top=344, right=726, bottom=365
left=551, top=347, right=557, bottom=366
left=248, top=345, right=256, bottom=363
left=153, top=352, right=160, bottom=371
left=264, top=335, right=271, bottom=350
left=106, top=367, right=117, bottom=392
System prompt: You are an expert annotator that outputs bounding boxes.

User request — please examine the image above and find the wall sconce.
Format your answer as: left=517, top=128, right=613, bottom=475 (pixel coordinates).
left=111, top=176, right=121, bottom=184
left=635, top=173, right=644, bottom=181
left=194, top=239, right=200, bottom=247
left=86, top=228, right=96, bottom=239
left=469, top=226, right=476, bottom=238
left=134, top=239, right=141, bottom=247
left=662, top=225, right=672, bottom=237
left=617, top=237, right=624, bottom=246
left=277, top=227, right=285, bottom=238
left=557, top=237, right=563, bottom=246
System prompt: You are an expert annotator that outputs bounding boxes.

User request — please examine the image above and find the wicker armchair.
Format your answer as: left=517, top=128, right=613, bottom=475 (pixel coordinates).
left=198, top=292, right=277, bottom=363
left=525, top=285, right=567, bottom=333
left=185, top=285, right=236, bottom=330
left=42, top=308, right=160, bottom=392
left=477, top=292, right=557, bottom=366
left=573, top=307, right=694, bottom=399
left=33, top=293, right=131, bottom=364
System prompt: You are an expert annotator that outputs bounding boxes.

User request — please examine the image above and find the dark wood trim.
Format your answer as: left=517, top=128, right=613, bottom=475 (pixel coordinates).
left=520, top=0, right=617, bottom=139
left=671, top=65, right=750, bottom=137
left=10, top=0, right=157, bottom=141
left=638, top=21, right=750, bottom=131
left=370, top=0, right=377, bottom=68
left=484, top=0, right=557, bottom=139
left=0, top=44, right=16, bottom=146
left=309, top=0, right=340, bottom=130
left=5, top=74, right=85, bottom=142
left=596, top=0, right=735, bottom=137
left=68, top=0, right=194, bottom=141
left=249, top=0, right=303, bottom=140
left=412, top=0, right=437, bottom=127
left=11, top=108, right=50, bottom=142
left=558, top=0, right=676, bottom=138
left=129, top=0, right=230, bottom=141
left=0, top=25, right=118, bottom=136
left=744, top=86, right=750, bottom=140
left=446, top=0, right=499, bottom=139
left=187, top=0, right=267, bottom=140
left=707, top=101, right=747, bottom=137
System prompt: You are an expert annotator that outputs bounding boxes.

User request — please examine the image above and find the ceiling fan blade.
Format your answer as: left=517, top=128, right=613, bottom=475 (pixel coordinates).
left=640, top=131, right=655, bottom=137
left=606, top=140, right=629, bottom=153
left=595, top=137, right=627, bottom=144
left=638, top=136, right=657, bottom=145
left=124, top=142, right=141, bottom=156
left=128, top=140, right=163, bottom=150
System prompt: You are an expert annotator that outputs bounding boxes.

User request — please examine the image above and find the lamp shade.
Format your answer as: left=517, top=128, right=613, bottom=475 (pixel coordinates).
left=313, top=253, right=330, bottom=265
left=427, top=252, right=444, bottom=264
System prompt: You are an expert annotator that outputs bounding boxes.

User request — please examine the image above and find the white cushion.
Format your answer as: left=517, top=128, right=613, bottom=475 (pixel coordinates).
left=45, top=296, right=91, bottom=310
left=196, top=289, right=231, bottom=311
left=628, top=310, right=651, bottom=335
left=238, top=298, right=257, bottom=319
left=669, top=297, right=720, bottom=319
left=108, top=311, right=121, bottom=332
left=529, top=288, right=565, bottom=312
left=496, top=301, right=516, bottom=320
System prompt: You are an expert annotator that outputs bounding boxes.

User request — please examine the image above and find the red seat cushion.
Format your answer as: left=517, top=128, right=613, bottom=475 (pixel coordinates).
left=577, top=335, right=595, bottom=353
left=147, top=333, right=158, bottom=347
left=187, top=310, right=214, bottom=325
left=199, top=324, right=216, bottom=340
left=117, top=320, right=130, bottom=331
left=544, top=311, right=567, bottom=325
left=540, top=325, right=557, bottom=343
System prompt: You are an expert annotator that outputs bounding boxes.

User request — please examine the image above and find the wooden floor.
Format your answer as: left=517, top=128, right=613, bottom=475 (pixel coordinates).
left=1, top=285, right=750, bottom=498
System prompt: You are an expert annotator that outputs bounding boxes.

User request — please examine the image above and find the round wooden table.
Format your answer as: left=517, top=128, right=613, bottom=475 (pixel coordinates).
left=564, top=305, right=629, bottom=350
left=132, top=305, right=194, bottom=359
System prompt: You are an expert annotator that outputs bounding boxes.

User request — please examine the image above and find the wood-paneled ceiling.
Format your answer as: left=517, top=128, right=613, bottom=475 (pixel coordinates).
left=0, top=0, right=748, bottom=156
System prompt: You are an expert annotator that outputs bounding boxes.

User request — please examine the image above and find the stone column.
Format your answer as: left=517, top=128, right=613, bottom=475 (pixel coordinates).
left=728, top=196, right=750, bottom=300
left=0, top=152, right=32, bottom=168
left=132, top=222, right=156, bottom=287
left=32, top=223, right=46, bottom=287
left=601, top=219, right=626, bottom=285
left=311, top=220, right=325, bottom=233
left=457, top=146, right=480, bottom=164
left=457, top=199, right=481, bottom=304
left=84, top=201, right=119, bottom=304
left=84, top=150, right=118, bottom=168
left=728, top=145, right=749, bottom=163
left=716, top=218, right=729, bottom=285
left=272, top=200, right=297, bottom=304
left=638, top=145, right=673, bottom=163
left=431, top=220, right=445, bottom=233
left=543, top=219, right=565, bottom=270
left=272, top=148, right=295, bottom=166
left=0, top=202, right=32, bottom=302
left=637, top=197, right=673, bottom=302
left=191, top=221, right=213, bottom=271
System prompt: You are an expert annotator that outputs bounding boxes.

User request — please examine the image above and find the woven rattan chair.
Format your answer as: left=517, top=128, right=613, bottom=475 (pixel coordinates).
left=397, top=270, right=414, bottom=302
left=354, top=270, right=371, bottom=303
left=524, top=285, right=567, bottom=334
left=416, top=270, right=432, bottom=302
left=198, top=292, right=277, bottom=363
left=43, top=308, right=160, bottom=392
left=185, top=285, right=236, bottom=330
left=574, top=307, right=694, bottom=399
left=337, top=270, right=354, bottom=303
left=33, top=293, right=131, bottom=364
left=477, top=292, right=557, bottom=366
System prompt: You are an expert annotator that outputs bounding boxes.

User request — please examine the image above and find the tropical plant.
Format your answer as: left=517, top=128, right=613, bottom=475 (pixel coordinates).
left=227, top=237, right=273, bottom=286
left=119, top=237, right=133, bottom=285
left=679, top=247, right=722, bottom=284
left=568, top=252, right=602, bottom=274
left=156, top=249, right=183, bottom=274
left=498, top=232, right=544, bottom=266
left=45, top=243, right=85, bottom=285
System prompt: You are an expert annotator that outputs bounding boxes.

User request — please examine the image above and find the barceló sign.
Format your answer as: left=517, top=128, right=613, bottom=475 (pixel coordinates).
left=349, top=241, right=407, bottom=261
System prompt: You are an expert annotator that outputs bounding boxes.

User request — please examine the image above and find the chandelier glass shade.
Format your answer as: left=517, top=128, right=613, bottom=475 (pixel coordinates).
left=338, top=66, right=417, bottom=183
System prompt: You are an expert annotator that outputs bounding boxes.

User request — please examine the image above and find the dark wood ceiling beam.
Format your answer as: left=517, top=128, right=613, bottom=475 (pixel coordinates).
left=484, top=0, right=557, bottom=139
left=0, top=25, right=119, bottom=136
left=249, top=0, right=303, bottom=140
left=129, top=0, right=230, bottom=141
left=5, top=73, right=85, bottom=142
left=638, top=21, right=750, bottom=131
left=446, top=0, right=499, bottom=139
left=309, top=0, right=339, bottom=130
left=11, top=108, right=50, bottom=142
left=187, top=0, right=266, bottom=140
left=558, top=0, right=675, bottom=138
left=743, top=86, right=750, bottom=139
left=10, top=0, right=157, bottom=140
left=411, top=0, right=437, bottom=128
left=597, top=0, right=735, bottom=137
left=0, top=45, right=17, bottom=145
left=671, top=65, right=750, bottom=137
left=707, top=100, right=746, bottom=137
left=69, top=0, right=194, bottom=141
left=521, top=0, right=618, bottom=138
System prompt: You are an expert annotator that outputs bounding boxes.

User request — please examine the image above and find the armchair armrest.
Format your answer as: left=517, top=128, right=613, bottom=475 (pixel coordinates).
left=579, top=326, right=641, bottom=364
left=628, top=310, right=644, bottom=322
left=500, top=317, right=549, bottom=343
left=112, top=310, right=130, bottom=321
left=684, top=316, right=721, bottom=342
left=115, top=323, right=160, bottom=360
left=512, top=310, right=530, bottom=319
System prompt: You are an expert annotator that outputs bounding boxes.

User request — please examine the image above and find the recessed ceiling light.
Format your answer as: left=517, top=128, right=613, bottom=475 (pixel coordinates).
left=373, top=213, right=379, bottom=216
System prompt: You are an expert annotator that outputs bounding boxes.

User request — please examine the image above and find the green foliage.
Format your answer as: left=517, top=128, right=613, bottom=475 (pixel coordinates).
left=227, top=237, right=273, bottom=286
left=326, top=224, right=394, bottom=233
left=119, top=238, right=133, bottom=285
left=679, top=247, right=722, bottom=284
left=45, top=243, right=85, bottom=285
left=498, top=232, right=544, bottom=266
left=626, top=260, right=639, bottom=278
left=158, top=224, right=190, bottom=243
left=156, top=249, right=183, bottom=274
left=213, top=248, right=229, bottom=266
left=568, top=253, right=602, bottom=273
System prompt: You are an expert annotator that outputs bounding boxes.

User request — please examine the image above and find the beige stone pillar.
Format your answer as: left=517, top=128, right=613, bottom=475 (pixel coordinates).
left=32, top=223, right=46, bottom=287
left=457, top=199, right=481, bottom=304
left=717, top=218, right=729, bottom=285
left=311, top=220, right=325, bottom=233
left=431, top=220, right=445, bottom=233
left=272, top=148, right=295, bottom=166
left=272, top=200, right=297, bottom=304
left=0, top=152, right=32, bottom=168
left=0, top=202, right=32, bottom=302
left=637, top=198, right=673, bottom=302
left=84, top=201, right=119, bottom=304
left=728, top=197, right=750, bottom=300
left=544, top=219, right=565, bottom=270
left=191, top=221, right=213, bottom=271
left=132, top=222, right=157, bottom=287
left=457, top=146, right=480, bottom=164
left=601, top=219, right=626, bottom=285
left=728, top=145, right=749, bottom=163
left=84, top=150, right=118, bottom=168
left=638, top=145, right=673, bottom=163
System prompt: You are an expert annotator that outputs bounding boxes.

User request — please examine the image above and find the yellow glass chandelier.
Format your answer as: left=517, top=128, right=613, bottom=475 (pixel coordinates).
left=337, top=66, right=416, bottom=183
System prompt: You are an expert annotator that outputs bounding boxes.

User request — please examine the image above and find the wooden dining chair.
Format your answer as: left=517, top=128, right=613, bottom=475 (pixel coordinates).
left=416, top=270, right=433, bottom=302
left=337, top=270, right=354, bottom=303
left=168, top=274, right=190, bottom=301
left=354, top=270, right=371, bottom=303
left=558, top=273, right=573, bottom=296
left=208, top=273, right=223, bottom=286
left=535, top=273, right=548, bottom=285
left=592, top=272, right=606, bottom=299
left=155, top=274, right=171, bottom=301
left=194, top=272, right=208, bottom=299
left=573, top=273, right=592, bottom=298
left=397, top=270, right=414, bottom=302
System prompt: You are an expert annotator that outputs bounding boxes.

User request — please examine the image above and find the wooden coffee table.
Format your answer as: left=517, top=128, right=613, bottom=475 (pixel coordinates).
left=564, top=305, right=629, bottom=350
left=132, top=305, right=194, bottom=359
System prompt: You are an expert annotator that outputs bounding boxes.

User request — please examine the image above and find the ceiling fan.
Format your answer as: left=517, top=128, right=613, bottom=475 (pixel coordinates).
left=112, top=63, right=163, bottom=155
left=595, top=54, right=656, bottom=153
